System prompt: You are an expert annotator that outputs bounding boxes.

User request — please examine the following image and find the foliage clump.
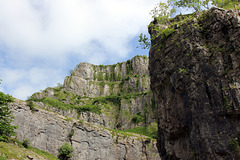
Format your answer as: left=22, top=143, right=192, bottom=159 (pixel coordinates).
left=131, top=113, right=145, bottom=124
left=122, top=122, right=158, bottom=139
left=139, top=0, right=240, bottom=50
left=22, top=139, right=30, bottom=148
left=58, top=143, right=74, bottom=160
left=0, top=80, right=17, bottom=142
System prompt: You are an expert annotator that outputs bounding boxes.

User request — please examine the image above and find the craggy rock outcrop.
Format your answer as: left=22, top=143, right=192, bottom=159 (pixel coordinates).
left=10, top=100, right=159, bottom=160
left=30, top=55, right=156, bottom=130
left=64, top=55, right=150, bottom=97
left=149, top=7, right=240, bottom=159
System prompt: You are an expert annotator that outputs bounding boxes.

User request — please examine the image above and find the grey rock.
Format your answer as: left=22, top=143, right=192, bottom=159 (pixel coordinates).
left=149, top=7, right=240, bottom=160
left=10, top=101, right=159, bottom=160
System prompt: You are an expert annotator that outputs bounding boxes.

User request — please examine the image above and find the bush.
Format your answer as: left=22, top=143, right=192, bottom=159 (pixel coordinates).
left=22, top=139, right=30, bottom=148
left=146, top=122, right=158, bottom=139
left=26, top=101, right=36, bottom=112
left=131, top=113, right=145, bottom=124
left=59, top=143, right=74, bottom=160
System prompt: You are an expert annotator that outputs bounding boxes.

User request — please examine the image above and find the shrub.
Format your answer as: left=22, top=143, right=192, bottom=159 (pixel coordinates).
left=131, top=113, right=145, bottom=124
left=59, top=143, right=74, bottom=160
left=22, top=139, right=30, bottom=148
left=146, top=122, right=158, bottom=139
left=26, top=101, right=36, bottom=112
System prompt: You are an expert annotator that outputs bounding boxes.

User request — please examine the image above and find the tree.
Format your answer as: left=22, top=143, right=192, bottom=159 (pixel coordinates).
left=137, top=33, right=151, bottom=49
left=137, top=1, right=176, bottom=49
left=59, top=143, right=74, bottom=160
left=0, top=80, right=17, bottom=141
left=138, top=0, right=240, bottom=49
left=171, top=0, right=240, bottom=11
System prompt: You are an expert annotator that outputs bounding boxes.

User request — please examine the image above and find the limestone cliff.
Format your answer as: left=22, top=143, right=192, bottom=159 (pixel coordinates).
left=9, top=55, right=159, bottom=160
left=64, top=55, right=150, bottom=97
left=10, top=100, right=159, bottom=160
left=30, top=55, right=156, bottom=130
left=149, top=7, right=240, bottom=159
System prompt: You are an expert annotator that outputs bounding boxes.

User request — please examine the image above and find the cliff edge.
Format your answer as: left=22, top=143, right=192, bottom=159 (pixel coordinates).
left=149, top=7, right=240, bottom=159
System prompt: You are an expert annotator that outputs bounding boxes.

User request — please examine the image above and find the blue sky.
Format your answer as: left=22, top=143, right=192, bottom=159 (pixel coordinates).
left=0, top=0, right=161, bottom=100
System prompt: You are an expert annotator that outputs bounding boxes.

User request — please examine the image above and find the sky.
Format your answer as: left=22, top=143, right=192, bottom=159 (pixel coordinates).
left=0, top=0, right=161, bottom=100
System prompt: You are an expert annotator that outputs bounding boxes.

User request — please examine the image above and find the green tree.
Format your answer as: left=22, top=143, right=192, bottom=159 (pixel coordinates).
left=171, top=0, right=240, bottom=11
left=150, top=2, right=175, bottom=22
left=138, top=1, right=176, bottom=49
left=0, top=80, right=17, bottom=142
left=137, top=33, right=151, bottom=49
left=171, top=0, right=204, bottom=11
left=59, top=143, right=74, bottom=160
left=212, top=0, right=240, bottom=8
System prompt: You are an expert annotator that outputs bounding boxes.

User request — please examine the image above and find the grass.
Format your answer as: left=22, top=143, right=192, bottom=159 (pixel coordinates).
left=122, top=123, right=158, bottom=140
left=0, top=141, right=58, bottom=160
left=31, top=97, right=101, bottom=115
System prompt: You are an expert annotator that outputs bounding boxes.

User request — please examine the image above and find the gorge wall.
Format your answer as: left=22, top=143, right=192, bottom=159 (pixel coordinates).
left=30, top=55, right=156, bottom=130
left=9, top=55, right=159, bottom=159
left=149, top=7, right=240, bottom=159
left=10, top=100, right=159, bottom=160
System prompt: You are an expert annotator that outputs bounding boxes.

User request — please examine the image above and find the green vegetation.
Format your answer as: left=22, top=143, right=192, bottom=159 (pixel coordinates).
left=59, top=143, right=74, bottom=160
left=26, top=100, right=38, bottom=112
left=97, top=72, right=104, bottom=81
left=161, top=27, right=175, bottom=41
left=0, top=141, right=58, bottom=160
left=126, top=59, right=134, bottom=75
left=231, top=138, right=239, bottom=151
left=132, top=113, right=145, bottom=124
left=22, top=139, right=30, bottom=148
left=179, top=68, right=188, bottom=73
left=31, top=97, right=101, bottom=115
left=0, top=80, right=17, bottom=142
left=170, top=0, right=240, bottom=12
left=27, top=57, right=155, bottom=132
left=122, top=122, right=158, bottom=139
left=139, top=0, right=240, bottom=50
left=138, top=33, right=151, bottom=49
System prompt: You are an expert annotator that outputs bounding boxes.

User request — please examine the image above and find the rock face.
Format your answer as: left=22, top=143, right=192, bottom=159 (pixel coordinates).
left=149, top=7, right=240, bottom=159
left=64, top=55, right=150, bottom=97
left=30, top=55, right=156, bottom=130
left=10, top=100, right=159, bottom=160
left=9, top=55, right=159, bottom=160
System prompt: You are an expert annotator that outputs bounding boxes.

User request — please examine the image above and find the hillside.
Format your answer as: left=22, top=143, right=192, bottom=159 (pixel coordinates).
left=9, top=56, right=160, bottom=160
left=5, top=6, right=240, bottom=160
left=29, top=55, right=156, bottom=130
left=0, top=141, right=58, bottom=160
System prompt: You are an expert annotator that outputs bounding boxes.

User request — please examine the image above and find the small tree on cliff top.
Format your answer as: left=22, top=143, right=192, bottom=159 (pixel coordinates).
left=0, top=80, right=17, bottom=141
left=138, top=0, right=240, bottom=49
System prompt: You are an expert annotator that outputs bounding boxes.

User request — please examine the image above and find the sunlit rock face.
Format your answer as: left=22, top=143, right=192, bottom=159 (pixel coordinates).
left=9, top=55, right=160, bottom=160
left=30, top=56, right=156, bottom=130
left=149, top=7, right=240, bottom=160
left=10, top=100, right=159, bottom=160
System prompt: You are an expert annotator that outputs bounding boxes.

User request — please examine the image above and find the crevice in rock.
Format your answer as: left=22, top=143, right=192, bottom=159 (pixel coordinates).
left=205, top=82, right=213, bottom=108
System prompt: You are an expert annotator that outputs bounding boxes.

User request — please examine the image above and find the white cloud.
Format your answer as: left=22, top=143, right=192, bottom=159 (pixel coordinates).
left=0, top=0, right=160, bottom=99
